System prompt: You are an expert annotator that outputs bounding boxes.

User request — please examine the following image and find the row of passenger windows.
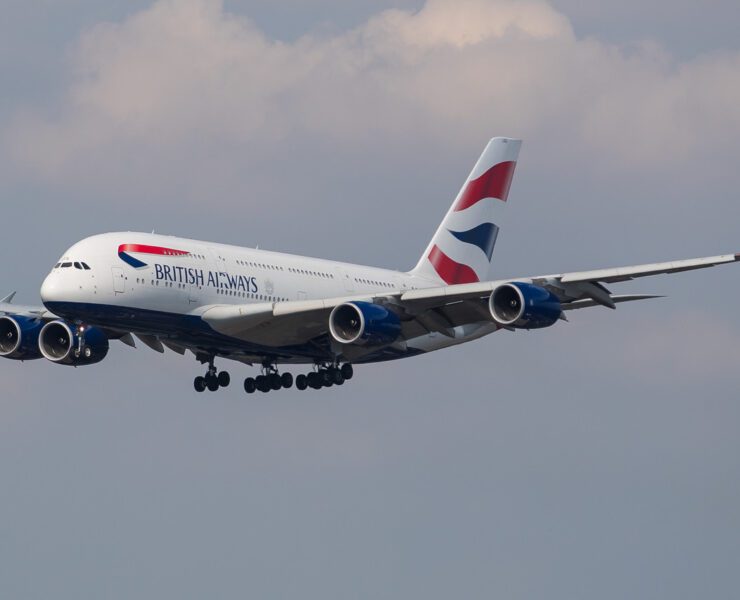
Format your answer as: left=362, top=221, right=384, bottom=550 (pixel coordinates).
left=288, top=267, right=333, bottom=278
left=355, top=277, right=392, bottom=288
left=215, top=288, right=288, bottom=302
left=54, top=261, right=91, bottom=270
left=236, top=259, right=283, bottom=271
left=233, top=258, right=335, bottom=279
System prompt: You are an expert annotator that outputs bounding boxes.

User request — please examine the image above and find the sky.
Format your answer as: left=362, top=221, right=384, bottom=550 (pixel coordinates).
left=2, top=1, right=740, bottom=598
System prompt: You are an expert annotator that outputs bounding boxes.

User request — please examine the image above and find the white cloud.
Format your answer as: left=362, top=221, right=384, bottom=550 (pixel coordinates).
left=5, top=0, right=740, bottom=202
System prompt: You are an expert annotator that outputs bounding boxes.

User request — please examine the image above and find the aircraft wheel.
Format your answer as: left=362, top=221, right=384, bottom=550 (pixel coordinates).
left=244, top=377, right=257, bottom=394
left=218, top=371, right=231, bottom=388
left=320, top=370, right=332, bottom=386
left=307, top=372, right=321, bottom=389
left=206, top=374, right=219, bottom=392
left=295, top=374, right=308, bottom=390
left=194, top=376, right=206, bottom=392
left=329, top=368, right=344, bottom=385
left=340, top=363, right=354, bottom=380
left=280, top=372, right=294, bottom=389
left=269, top=373, right=282, bottom=390
left=256, top=375, right=270, bottom=393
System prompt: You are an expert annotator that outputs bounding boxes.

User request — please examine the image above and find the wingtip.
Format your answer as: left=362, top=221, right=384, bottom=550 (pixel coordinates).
left=0, top=291, right=16, bottom=304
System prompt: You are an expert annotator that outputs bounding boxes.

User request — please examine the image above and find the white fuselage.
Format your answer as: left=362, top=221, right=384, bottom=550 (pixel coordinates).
left=39, top=232, right=497, bottom=362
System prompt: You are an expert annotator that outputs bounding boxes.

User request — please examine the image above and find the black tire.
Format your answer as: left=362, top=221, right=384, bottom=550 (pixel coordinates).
left=320, top=370, right=332, bottom=386
left=307, top=372, right=321, bottom=389
left=206, top=374, right=219, bottom=392
left=256, top=375, right=269, bottom=393
left=244, top=377, right=256, bottom=394
left=269, top=373, right=282, bottom=390
left=330, top=369, right=344, bottom=385
left=295, top=374, right=308, bottom=390
left=280, top=372, right=294, bottom=389
left=340, top=363, right=353, bottom=380
left=218, top=371, right=231, bottom=387
left=194, top=376, right=206, bottom=392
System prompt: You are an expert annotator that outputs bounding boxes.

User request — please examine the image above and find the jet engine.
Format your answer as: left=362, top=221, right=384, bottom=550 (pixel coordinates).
left=38, top=320, right=109, bottom=366
left=489, top=282, right=562, bottom=329
left=0, top=315, right=44, bottom=360
left=329, top=301, right=401, bottom=346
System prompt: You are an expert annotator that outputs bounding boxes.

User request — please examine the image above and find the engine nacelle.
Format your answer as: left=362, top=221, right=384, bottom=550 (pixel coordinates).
left=489, top=282, right=561, bottom=329
left=0, top=315, right=44, bottom=360
left=38, top=320, right=109, bottom=366
left=329, top=301, right=401, bottom=346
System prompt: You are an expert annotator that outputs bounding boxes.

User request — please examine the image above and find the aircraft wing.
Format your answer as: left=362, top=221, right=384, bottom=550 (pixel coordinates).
left=200, top=252, right=740, bottom=347
left=0, top=292, right=54, bottom=319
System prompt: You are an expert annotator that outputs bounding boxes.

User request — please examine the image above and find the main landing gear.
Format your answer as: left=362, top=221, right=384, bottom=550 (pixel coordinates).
left=193, top=357, right=231, bottom=393
left=243, top=362, right=354, bottom=394
left=243, top=364, right=293, bottom=394
left=193, top=357, right=354, bottom=394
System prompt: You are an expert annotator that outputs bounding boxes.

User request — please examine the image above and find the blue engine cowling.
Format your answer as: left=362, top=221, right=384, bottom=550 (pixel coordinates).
left=329, top=301, right=401, bottom=346
left=489, top=282, right=562, bottom=329
left=0, top=315, right=44, bottom=360
left=38, top=320, right=109, bottom=366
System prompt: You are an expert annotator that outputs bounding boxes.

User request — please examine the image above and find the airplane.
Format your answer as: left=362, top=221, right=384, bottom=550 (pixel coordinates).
left=1, top=137, right=738, bottom=393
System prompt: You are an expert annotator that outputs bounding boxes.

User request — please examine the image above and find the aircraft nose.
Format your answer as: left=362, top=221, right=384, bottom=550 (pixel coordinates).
left=40, top=273, right=64, bottom=305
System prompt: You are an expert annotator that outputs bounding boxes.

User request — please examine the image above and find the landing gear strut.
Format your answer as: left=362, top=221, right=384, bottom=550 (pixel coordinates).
left=193, top=356, right=230, bottom=393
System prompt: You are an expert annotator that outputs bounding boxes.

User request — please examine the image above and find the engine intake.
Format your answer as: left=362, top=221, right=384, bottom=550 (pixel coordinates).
left=329, top=301, right=401, bottom=346
left=38, top=320, right=109, bottom=366
left=0, top=315, right=43, bottom=360
left=489, top=282, right=561, bottom=329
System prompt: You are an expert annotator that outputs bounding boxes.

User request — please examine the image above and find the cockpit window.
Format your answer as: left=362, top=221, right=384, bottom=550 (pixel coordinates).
left=61, top=262, right=72, bottom=268
left=81, top=262, right=91, bottom=270
left=54, top=263, right=61, bottom=269
left=74, top=262, right=82, bottom=269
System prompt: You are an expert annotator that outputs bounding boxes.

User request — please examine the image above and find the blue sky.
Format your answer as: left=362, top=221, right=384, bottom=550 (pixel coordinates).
left=2, top=2, right=740, bottom=598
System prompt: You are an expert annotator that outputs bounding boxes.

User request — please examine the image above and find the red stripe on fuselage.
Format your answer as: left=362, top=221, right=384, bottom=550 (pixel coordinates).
left=454, top=160, right=516, bottom=212
left=428, top=245, right=479, bottom=284
left=118, top=244, right=189, bottom=256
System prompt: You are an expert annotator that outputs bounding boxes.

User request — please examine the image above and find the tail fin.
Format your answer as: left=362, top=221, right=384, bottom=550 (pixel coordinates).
left=410, top=137, right=522, bottom=284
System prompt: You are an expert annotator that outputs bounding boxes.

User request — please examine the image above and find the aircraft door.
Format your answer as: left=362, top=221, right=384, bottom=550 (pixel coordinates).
left=111, top=267, right=125, bottom=294
left=335, top=267, right=354, bottom=293
left=189, top=282, right=200, bottom=304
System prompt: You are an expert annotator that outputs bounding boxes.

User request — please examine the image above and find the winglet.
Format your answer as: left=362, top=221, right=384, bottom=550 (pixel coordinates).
left=0, top=291, right=16, bottom=304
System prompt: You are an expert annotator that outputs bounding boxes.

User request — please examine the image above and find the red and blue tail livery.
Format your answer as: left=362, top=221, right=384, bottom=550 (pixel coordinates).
left=118, top=244, right=190, bottom=269
left=2, top=135, right=737, bottom=395
left=412, top=137, right=521, bottom=285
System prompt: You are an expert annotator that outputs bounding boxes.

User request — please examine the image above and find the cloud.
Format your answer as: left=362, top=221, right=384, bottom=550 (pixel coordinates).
left=6, top=0, right=740, bottom=206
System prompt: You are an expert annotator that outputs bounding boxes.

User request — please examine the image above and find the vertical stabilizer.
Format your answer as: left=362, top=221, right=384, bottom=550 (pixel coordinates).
left=410, top=137, right=521, bottom=284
